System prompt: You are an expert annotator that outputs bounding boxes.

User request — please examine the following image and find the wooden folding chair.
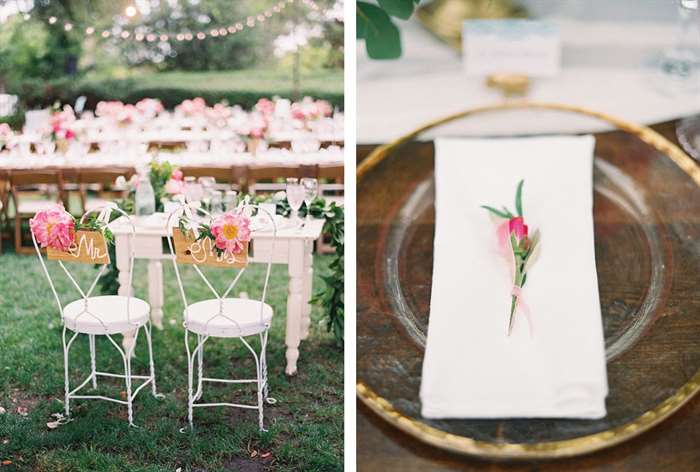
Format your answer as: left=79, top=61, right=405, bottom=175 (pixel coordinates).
left=179, top=166, right=245, bottom=192
left=0, top=170, right=8, bottom=254
left=78, top=168, right=132, bottom=214
left=9, top=170, right=65, bottom=254
left=246, top=165, right=318, bottom=196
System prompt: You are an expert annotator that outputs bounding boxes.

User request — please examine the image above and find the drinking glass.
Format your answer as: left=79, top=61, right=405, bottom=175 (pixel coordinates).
left=300, top=177, right=318, bottom=224
left=224, top=190, right=238, bottom=211
left=210, top=190, right=224, bottom=215
left=199, top=176, right=216, bottom=191
left=658, top=0, right=700, bottom=86
left=184, top=176, right=204, bottom=203
left=285, top=177, right=305, bottom=226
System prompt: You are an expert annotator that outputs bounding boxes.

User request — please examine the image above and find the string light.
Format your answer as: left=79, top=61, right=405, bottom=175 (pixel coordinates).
left=17, top=0, right=328, bottom=43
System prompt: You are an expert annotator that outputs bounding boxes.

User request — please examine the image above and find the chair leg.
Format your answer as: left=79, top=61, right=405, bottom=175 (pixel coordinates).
left=144, top=321, right=163, bottom=399
left=89, top=334, right=97, bottom=389
left=256, top=353, right=264, bottom=432
left=260, top=332, right=269, bottom=400
left=185, top=330, right=195, bottom=429
left=124, top=330, right=136, bottom=427
left=62, top=327, right=71, bottom=417
left=14, top=212, right=21, bottom=255
left=194, top=334, right=204, bottom=401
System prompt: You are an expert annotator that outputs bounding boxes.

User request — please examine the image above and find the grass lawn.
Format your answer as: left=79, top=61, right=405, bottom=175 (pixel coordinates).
left=132, top=69, right=343, bottom=95
left=83, top=68, right=344, bottom=96
left=0, top=251, right=343, bottom=471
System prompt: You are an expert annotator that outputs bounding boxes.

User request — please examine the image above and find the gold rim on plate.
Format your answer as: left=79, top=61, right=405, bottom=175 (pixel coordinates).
left=356, top=101, right=700, bottom=459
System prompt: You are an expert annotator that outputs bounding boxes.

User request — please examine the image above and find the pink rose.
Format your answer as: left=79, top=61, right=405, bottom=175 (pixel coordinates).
left=210, top=210, right=252, bottom=255
left=509, top=216, right=528, bottom=242
left=29, top=204, right=75, bottom=251
left=165, top=178, right=185, bottom=195
left=255, top=98, right=275, bottom=116
left=171, top=169, right=183, bottom=181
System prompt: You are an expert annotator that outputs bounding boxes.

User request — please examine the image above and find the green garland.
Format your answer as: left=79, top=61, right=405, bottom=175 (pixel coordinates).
left=98, top=194, right=344, bottom=347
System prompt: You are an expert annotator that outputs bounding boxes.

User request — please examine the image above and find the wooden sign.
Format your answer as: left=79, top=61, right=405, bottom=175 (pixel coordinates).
left=172, top=230, right=248, bottom=268
left=47, top=230, right=110, bottom=265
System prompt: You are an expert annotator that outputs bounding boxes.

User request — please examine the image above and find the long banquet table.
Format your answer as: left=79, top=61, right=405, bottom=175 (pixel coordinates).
left=0, top=147, right=344, bottom=171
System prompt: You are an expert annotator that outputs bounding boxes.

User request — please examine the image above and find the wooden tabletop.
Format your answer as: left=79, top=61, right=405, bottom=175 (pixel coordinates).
left=356, top=120, right=700, bottom=472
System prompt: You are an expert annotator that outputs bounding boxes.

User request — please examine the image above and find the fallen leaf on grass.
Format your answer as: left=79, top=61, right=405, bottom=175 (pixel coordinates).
left=16, top=407, right=28, bottom=416
left=0, top=407, right=5, bottom=414
left=1, top=460, right=12, bottom=466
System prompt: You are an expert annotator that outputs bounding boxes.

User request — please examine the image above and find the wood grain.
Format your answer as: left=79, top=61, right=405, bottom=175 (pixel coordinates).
left=356, top=120, right=700, bottom=471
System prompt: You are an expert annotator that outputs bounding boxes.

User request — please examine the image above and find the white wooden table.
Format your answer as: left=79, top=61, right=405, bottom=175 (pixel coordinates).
left=110, top=214, right=325, bottom=375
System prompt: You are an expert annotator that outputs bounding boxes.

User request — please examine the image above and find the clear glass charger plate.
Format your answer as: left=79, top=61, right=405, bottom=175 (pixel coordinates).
left=356, top=102, right=700, bottom=460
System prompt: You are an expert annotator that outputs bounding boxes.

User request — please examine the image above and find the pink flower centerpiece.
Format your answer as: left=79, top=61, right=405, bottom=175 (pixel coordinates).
left=96, top=101, right=125, bottom=119
left=233, top=112, right=268, bottom=156
left=255, top=98, right=275, bottom=117
left=176, top=97, right=207, bottom=117
left=481, top=180, right=540, bottom=336
left=291, top=97, right=333, bottom=124
left=135, top=98, right=164, bottom=119
left=164, top=168, right=185, bottom=195
left=29, top=204, right=75, bottom=251
left=210, top=210, right=252, bottom=256
left=49, top=106, right=77, bottom=152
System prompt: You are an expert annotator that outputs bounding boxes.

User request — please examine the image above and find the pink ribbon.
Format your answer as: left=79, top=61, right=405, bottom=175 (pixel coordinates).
left=496, top=221, right=533, bottom=336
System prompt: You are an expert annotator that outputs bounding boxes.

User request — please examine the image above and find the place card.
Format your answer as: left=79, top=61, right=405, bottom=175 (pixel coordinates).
left=47, top=230, right=110, bottom=265
left=462, top=20, right=560, bottom=77
left=173, top=230, right=248, bottom=268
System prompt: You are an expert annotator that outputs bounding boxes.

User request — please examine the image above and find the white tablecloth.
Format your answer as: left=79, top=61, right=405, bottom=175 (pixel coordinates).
left=359, top=14, right=700, bottom=143
left=0, top=147, right=344, bottom=170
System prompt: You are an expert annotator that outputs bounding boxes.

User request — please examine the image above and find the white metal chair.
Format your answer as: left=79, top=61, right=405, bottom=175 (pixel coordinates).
left=32, top=206, right=161, bottom=427
left=166, top=203, right=276, bottom=431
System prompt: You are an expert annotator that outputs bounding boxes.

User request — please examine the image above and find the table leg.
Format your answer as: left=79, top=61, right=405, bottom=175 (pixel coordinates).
left=285, top=240, right=304, bottom=376
left=115, top=234, right=137, bottom=355
left=300, top=239, right=314, bottom=340
left=148, top=260, right=164, bottom=330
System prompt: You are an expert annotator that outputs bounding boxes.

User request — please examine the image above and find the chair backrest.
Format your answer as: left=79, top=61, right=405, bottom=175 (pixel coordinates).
left=9, top=169, right=65, bottom=211
left=179, top=166, right=244, bottom=190
left=78, top=168, right=134, bottom=187
left=166, top=203, right=277, bottom=330
left=9, top=169, right=63, bottom=188
left=247, top=166, right=307, bottom=195
left=32, top=205, right=138, bottom=330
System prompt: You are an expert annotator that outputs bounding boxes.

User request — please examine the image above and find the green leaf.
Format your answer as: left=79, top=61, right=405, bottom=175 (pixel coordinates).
left=515, top=179, right=524, bottom=217
left=377, top=0, right=415, bottom=20
left=357, top=2, right=402, bottom=59
left=502, top=206, right=514, bottom=218
left=480, top=205, right=509, bottom=219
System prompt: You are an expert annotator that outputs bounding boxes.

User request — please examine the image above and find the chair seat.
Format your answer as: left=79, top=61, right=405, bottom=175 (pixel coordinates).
left=63, top=296, right=150, bottom=335
left=17, top=199, right=59, bottom=215
left=184, top=298, right=273, bottom=337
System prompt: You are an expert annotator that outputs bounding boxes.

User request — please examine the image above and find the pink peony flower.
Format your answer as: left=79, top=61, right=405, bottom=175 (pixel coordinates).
left=210, top=210, right=252, bottom=256
left=255, top=98, right=275, bottom=116
left=509, top=216, right=528, bottom=242
left=171, top=169, right=183, bottom=181
left=176, top=97, right=208, bottom=116
left=29, top=204, right=75, bottom=251
left=165, top=178, right=185, bottom=195
left=135, top=98, right=164, bottom=118
left=96, top=101, right=125, bottom=118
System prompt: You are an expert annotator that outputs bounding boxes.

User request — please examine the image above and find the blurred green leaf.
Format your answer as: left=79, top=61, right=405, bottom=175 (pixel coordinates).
left=357, top=2, right=402, bottom=59
left=377, top=0, right=416, bottom=20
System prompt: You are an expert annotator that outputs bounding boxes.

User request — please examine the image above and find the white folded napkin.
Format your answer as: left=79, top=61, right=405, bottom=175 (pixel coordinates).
left=420, top=135, right=608, bottom=419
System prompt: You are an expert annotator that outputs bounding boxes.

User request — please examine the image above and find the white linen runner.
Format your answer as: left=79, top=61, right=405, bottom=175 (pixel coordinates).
left=420, top=135, right=608, bottom=419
